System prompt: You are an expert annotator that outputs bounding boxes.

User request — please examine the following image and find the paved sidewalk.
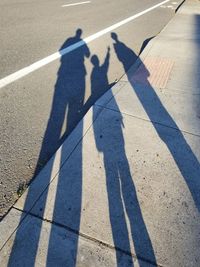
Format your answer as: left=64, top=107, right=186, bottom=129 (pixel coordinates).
left=1, top=0, right=200, bottom=266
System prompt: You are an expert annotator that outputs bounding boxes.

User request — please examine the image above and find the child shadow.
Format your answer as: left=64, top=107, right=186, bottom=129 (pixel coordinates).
left=90, top=47, right=157, bottom=266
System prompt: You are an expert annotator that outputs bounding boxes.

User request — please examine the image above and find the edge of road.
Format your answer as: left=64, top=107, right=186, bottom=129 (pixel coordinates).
left=175, top=0, right=186, bottom=12
left=107, top=0, right=186, bottom=87
left=0, top=0, right=186, bottom=250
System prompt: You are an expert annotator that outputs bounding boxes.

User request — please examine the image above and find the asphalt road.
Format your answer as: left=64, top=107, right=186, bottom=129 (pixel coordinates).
left=0, top=0, right=183, bottom=218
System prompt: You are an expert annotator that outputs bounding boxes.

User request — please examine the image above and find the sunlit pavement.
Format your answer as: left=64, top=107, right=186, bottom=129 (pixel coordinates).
left=0, top=0, right=183, bottom=217
left=1, top=0, right=200, bottom=266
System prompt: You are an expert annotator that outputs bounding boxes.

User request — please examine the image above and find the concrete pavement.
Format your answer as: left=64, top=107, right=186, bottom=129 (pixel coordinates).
left=0, top=0, right=184, bottom=218
left=1, top=0, right=200, bottom=266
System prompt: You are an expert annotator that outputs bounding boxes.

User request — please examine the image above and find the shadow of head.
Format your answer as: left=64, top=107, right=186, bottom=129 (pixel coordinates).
left=76, top=28, right=82, bottom=38
left=91, top=55, right=99, bottom=67
left=111, top=32, right=119, bottom=43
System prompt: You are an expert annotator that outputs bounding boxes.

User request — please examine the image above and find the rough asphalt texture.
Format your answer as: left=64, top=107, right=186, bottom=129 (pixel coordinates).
left=0, top=0, right=183, bottom=218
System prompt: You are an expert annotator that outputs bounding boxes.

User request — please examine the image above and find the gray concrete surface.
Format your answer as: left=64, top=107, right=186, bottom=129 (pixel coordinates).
left=1, top=209, right=150, bottom=267
left=0, top=0, right=200, bottom=266
left=0, top=0, right=184, bottom=218
left=14, top=105, right=200, bottom=266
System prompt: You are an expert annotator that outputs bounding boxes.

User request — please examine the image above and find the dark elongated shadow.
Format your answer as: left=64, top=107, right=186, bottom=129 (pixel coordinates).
left=90, top=48, right=156, bottom=266
left=8, top=29, right=90, bottom=267
left=111, top=32, right=200, bottom=214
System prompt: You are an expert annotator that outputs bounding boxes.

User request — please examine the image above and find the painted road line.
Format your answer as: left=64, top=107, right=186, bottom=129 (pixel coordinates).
left=0, top=0, right=170, bottom=89
left=62, top=1, right=91, bottom=7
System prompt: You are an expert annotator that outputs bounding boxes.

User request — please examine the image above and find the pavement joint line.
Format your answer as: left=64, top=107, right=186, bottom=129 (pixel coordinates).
left=0, top=0, right=170, bottom=89
left=10, top=108, right=103, bottom=221
left=120, top=73, right=200, bottom=96
left=0, top=208, right=29, bottom=253
left=96, top=80, right=129, bottom=105
left=94, top=104, right=200, bottom=138
left=12, top=206, right=161, bottom=267
left=62, top=1, right=91, bottom=7
left=163, top=87, right=200, bottom=96
left=0, top=1, right=196, bottom=264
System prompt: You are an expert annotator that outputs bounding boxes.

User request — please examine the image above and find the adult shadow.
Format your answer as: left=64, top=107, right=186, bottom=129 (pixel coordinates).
left=90, top=48, right=156, bottom=266
left=8, top=29, right=90, bottom=267
left=111, top=32, right=200, bottom=212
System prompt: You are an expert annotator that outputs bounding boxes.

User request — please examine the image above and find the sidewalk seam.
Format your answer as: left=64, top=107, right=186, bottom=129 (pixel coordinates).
left=0, top=209, right=28, bottom=253
left=12, top=207, right=162, bottom=267
left=11, top=107, right=104, bottom=221
left=95, top=104, right=200, bottom=138
left=6, top=0, right=186, bottom=221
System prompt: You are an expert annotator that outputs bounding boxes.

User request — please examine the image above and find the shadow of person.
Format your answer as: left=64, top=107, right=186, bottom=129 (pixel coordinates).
left=35, top=28, right=90, bottom=171
left=111, top=32, right=138, bottom=72
left=111, top=32, right=200, bottom=212
left=85, top=48, right=116, bottom=109
left=8, top=29, right=90, bottom=267
left=91, top=48, right=156, bottom=266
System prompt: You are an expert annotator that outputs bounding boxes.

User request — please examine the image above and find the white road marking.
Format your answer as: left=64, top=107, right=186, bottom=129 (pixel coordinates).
left=161, top=4, right=176, bottom=9
left=62, top=1, right=91, bottom=7
left=0, top=0, right=170, bottom=89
